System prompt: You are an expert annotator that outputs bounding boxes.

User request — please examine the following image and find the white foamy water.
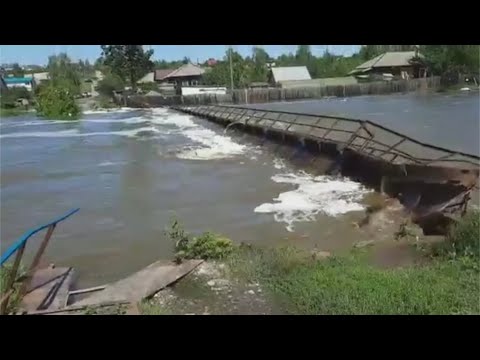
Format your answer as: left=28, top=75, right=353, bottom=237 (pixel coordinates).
left=273, top=158, right=286, bottom=169
left=0, top=126, right=160, bottom=139
left=150, top=113, right=198, bottom=129
left=254, top=172, right=369, bottom=232
left=3, top=116, right=149, bottom=127
left=98, top=161, right=128, bottom=167
left=83, top=107, right=133, bottom=115
left=177, top=127, right=247, bottom=160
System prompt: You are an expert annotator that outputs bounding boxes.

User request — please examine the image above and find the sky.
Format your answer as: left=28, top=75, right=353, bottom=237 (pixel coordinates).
left=0, top=45, right=361, bottom=65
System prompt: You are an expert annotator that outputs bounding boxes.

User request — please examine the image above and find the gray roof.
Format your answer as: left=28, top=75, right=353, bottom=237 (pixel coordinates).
left=349, top=51, right=423, bottom=74
left=138, top=72, right=155, bottom=83
left=271, top=66, right=311, bottom=83
left=165, top=63, right=205, bottom=78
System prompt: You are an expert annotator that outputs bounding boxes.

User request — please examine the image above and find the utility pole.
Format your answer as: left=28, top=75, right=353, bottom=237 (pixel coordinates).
left=229, top=45, right=234, bottom=92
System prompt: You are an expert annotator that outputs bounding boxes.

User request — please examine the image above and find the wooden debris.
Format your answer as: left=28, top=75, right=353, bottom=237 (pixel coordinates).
left=72, top=259, right=204, bottom=307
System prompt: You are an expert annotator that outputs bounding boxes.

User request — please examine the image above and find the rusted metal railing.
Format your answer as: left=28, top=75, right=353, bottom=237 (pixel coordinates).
left=176, top=104, right=480, bottom=169
left=0, top=208, right=79, bottom=314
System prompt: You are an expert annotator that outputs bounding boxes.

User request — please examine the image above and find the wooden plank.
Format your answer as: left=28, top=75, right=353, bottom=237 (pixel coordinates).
left=20, top=267, right=74, bottom=312
left=72, top=259, right=203, bottom=307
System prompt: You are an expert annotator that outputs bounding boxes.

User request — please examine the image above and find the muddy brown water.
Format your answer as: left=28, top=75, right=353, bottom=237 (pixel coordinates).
left=1, top=92, right=478, bottom=289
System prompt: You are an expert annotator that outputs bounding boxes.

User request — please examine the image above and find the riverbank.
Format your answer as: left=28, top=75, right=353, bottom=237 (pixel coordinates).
left=0, top=108, right=31, bottom=118
left=140, top=210, right=479, bottom=315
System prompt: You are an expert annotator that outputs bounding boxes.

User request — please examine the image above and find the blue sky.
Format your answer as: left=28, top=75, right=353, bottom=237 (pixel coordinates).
left=0, top=45, right=360, bottom=65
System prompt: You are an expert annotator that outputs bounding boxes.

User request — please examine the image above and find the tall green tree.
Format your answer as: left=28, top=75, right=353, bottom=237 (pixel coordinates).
left=250, top=46, right=270, bottom=82
left=100, top=45, right=154, bottom=91
left=421, top=45, right=479, bottom=75
left=203, top=50, right=250, bottom=88
left=47, top=53, right=82, bottom=95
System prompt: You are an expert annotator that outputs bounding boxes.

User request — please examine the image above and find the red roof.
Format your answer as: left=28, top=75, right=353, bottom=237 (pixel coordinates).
left=154, top=69, right=175, bottom=81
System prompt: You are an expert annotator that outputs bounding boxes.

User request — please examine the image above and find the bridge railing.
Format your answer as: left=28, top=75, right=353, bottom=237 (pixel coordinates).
left=178, top=104, right=480, bottom=169
left=0, top=208, right=79, bottom=314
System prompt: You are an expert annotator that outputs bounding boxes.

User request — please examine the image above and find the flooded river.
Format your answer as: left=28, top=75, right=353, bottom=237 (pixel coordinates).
left=243, top=92, right=480, bottom=155
left=1, top=92, right=478, bottom=287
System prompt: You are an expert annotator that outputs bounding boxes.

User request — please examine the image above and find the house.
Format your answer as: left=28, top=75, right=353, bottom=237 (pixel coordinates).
left=157, top=63, right=206, bottom=87
left=154, top=69, right=175, bottom=84
left=268, top=66, right=311, bottom=87
left=25, top=72, right=49, bottom=84
left=138, top=72, right=155, bottom=84
left=3, top=76, right=36, bottom=91
left=349, top=51, right=427, bottom=80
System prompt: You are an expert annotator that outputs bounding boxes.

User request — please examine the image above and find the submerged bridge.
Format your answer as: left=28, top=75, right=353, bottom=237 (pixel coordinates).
left=173, top=104, right=480, bottom=230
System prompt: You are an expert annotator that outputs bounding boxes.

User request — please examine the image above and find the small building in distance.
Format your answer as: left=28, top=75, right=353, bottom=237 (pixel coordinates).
left=28, top=72, right=49, bottom=85
left=160, top=63, right=206, bottom=87
left=138, top=72, right=155, bottom=84
left=3, top=76, right=36, bottom=91
left=268, top=66, right=312, bottom=87
left=349, top=51, right=426, bottom=80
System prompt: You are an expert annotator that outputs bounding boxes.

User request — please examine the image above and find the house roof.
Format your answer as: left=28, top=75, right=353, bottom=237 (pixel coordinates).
left=270, top=66, right=311, bottom=83
left=25, top=72, right=49, bottom=82
left=165, top=63, right=206, bottom=78
left=154, top=69, right=175, bottom=81
left=349, top=51, right=423, bottom=74
left=4, top=77, right=34, bottom=84
left=138, top=72, right=155, bottom=83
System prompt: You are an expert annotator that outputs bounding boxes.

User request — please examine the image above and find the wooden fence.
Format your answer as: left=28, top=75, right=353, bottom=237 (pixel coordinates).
left=125, top=76, right=441, bottom=108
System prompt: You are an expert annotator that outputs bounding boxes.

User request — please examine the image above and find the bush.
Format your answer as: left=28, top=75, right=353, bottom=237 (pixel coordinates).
left=96, top=74, right=125, bottom=98
left=176, top=232, right=235, bottom=261
left=165, top=219, right=235, bottom=261
left=432, top=211, right=479, bottom=259
left=35, top=84, right=81, bottom=120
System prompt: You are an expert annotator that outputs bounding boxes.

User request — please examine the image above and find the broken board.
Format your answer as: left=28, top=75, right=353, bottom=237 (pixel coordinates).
left=72, top=259, right=203, bottom=307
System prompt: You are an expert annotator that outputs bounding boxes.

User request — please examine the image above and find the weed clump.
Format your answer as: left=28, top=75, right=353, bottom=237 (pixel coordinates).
left=165, top=218, right=235, bottom=262
left=432, top=210, right=479, bottom=260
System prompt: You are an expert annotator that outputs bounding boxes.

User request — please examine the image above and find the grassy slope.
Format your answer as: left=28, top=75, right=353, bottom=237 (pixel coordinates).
left=140, top=212, right=479, bottom=315
left=228, top=211, right=480, bottom=315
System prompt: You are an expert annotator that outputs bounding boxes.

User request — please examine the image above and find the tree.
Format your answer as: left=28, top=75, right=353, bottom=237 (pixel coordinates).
left=11, top=63, right=24, bottom=77
left=250, top=47, right=270, bottom=82
left=421, top=45, right=479, bottom=75
left=100, top=45, right=154, bottom=91
left=47, top=53, right=82, bottom=95
left=96, top=73, right=125, bottom=98
left=203, top=50, right=250, bottom=88
left=182, top=56, right=191, bottom=64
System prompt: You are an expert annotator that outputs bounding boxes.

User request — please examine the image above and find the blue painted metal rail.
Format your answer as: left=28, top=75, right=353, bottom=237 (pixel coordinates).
left=0, top=208, right=79, bottom=314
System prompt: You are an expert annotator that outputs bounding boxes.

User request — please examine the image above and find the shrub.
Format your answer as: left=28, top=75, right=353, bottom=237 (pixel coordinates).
left=165, top=219, right=235, bottom=261
left=176, top=232, right=235, bottom=261
left=96, top=74, right=125, bottom=98
left=432, top=210, right=479, bottom=260
left=35, top=84, right=81, bottom=120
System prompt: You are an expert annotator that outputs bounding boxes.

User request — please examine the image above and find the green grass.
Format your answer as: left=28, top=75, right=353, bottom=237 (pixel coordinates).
left=0, top=263, right=26, bottom=314
left=0, top=107, right=29, bottom=118
left=224, top=212, right=480, bottom=315
left=138, top=300, right=170, bottom=315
